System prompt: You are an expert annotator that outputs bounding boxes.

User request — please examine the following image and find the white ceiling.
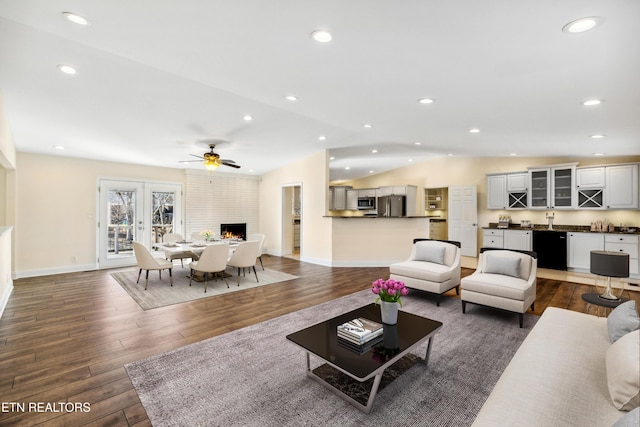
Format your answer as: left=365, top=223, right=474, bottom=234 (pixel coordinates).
left=0, top=1, right=638, bottom=181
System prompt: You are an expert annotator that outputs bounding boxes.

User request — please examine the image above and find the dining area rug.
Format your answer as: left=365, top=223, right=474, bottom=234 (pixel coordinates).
left=111, top=267, right=298, bottom=310
left=125, top=289, right=538, bottom=426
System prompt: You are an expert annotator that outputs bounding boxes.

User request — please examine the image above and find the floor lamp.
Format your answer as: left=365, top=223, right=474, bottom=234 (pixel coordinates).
left=590, top=250, right=630, bottom=301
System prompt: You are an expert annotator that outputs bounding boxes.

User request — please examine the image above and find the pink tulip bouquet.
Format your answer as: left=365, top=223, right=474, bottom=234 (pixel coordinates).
left=372, top=278, right=409, bottom=306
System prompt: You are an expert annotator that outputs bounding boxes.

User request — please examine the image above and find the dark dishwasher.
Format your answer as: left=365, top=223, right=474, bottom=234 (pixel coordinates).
left=532, top=230, right=567, bottom=270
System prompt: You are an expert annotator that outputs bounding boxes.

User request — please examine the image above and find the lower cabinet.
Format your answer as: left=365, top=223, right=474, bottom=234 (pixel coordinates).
left=482, top=229, right=532, bottom=251
left=567, top=232, right=604, bottom=270
left=605, top=234, right=639, bottom=276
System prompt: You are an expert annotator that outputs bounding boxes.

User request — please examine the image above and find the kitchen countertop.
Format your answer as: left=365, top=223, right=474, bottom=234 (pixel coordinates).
left=484, top=223, right=640, bottom=235
left=325, top=215, right=431, bottom=219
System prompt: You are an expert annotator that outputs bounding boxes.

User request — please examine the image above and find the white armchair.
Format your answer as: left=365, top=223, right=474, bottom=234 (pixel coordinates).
left=188, top=242, right=229, bottom=292
left=246, top=233, right=265, bottom=270
left=461, top=248, right=537, bottom=328
left=389, top=239, right=462, bottom=306
left=163, top=232, right=191, bottom=267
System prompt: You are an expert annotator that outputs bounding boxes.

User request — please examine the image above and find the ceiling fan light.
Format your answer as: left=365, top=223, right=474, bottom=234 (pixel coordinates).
left=204, top=158, right=220, bottom=171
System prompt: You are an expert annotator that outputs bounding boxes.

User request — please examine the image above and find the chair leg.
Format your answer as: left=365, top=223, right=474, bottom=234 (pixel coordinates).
left=221, top=271, right=229, bottom=288
left=204, top=272, right=208, bottom=293
left=435, top=294, right=441, bottom=307
left=237, top=268, right=241, bottom=286
left=531, top=302, right=535, bottom=311
left=519, top=313, right=524, bottom=328
left=189, top=269, right=193, bottom=286
left=455, top=285, right=460, bottom=295
left=137, top=269, right=142, bottom=283
left=168, top=268, right=173, bottom=286
left=252, top=266, right=259, bottom=282
left=145, top=270, right=150, bottom=290
left=259, top=256, right=264, bottom=270
left=461, top=300, right=466, bottom=313
left=159, top=270, right=162, bottom=280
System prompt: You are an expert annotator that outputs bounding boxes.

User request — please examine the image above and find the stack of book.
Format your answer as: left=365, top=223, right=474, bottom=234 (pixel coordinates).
left=337, top=317, right=383, bottom=353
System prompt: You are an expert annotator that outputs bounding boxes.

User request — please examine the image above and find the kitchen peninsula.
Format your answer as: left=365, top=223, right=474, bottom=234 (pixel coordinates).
left=327, top=216, right=431, bottom=267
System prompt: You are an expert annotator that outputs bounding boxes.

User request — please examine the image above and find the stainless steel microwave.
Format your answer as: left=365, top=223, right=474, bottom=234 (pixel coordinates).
left=357, top=196, right=376, bottom=210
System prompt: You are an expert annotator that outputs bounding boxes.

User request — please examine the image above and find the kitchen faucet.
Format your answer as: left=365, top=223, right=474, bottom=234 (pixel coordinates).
left=546, top=212, right=555, bottom=230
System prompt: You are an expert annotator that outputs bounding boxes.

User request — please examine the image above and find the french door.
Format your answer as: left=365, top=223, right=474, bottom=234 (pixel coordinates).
left=98, top=179, right=182, bottom=268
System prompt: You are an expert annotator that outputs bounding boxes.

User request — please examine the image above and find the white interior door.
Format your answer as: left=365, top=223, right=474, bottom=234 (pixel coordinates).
left=98, top=179, right=182, bottom=268
left=448, top=185, right=478, bottom=257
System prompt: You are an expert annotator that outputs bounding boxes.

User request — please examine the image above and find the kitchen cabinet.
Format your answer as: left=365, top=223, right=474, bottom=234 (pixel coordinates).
left=486, top=175, right=507, bottom=209
left=482, top=229, right=532, bottom=251
left=346, top=189, right=358, bottom=210
left=429, top=220, right=446, bottom=240
left=606, top=164, right=639, bottom=209
left=567, top=232, right=604, bottom=270
left=528, top=164, right=576, bottom=209
left=358, top=188, right=377, bottom=198
left=482, top=229, right=504, bottom=248
left=605, top=234, right=639, bottom=276
left=504, top=230, right=532, bottom=251
left=576, top=167, right=605, bottom=189
left=329, top=186, right=351, bottom=210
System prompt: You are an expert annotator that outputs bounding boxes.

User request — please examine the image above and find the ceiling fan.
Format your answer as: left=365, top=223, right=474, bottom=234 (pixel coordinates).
left=182, top=144, right=241, bottom=171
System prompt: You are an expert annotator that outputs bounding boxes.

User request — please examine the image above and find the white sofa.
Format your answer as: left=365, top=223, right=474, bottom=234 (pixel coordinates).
left=389, top=239, right=461, bottom=306
left=473, top=306, right=640, bottom=427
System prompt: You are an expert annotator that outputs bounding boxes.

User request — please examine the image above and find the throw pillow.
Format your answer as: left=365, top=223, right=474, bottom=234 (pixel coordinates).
left=414, top=244, right=446, bottom=265
left=608, top=300, right=640, bottom=343
left=612, top=407, right=639, bottom=427
left=606, top=329, right=640, bottom=411
left=484, top=253, right=521, bottom=278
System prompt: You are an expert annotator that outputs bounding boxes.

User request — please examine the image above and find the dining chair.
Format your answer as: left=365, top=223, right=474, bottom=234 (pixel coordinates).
left=246, top=233, right=266, bottom=270
left=189, top=242, right=230, bottom=292
left=132, top=241, right=173, bottom=290
left=227, top=240, right=260, bottom=286
left=163, top=232, right=190, bottom=267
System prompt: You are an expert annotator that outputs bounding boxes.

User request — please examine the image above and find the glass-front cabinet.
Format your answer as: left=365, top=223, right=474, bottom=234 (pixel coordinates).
left=528, top=164, right=576, bottom=209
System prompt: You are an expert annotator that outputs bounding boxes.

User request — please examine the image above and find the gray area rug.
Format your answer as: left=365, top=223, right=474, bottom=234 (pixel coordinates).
left=125, top=289, right=538, bottom=426
left=111, top=267, right=298, bottom=310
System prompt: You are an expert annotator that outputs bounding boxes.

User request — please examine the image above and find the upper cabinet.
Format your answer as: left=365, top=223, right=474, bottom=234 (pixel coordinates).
left=575, top=163, right=639, bottom=210
left=528, top=164, right=576, bottom=209
left=606, top=164, right=639, bottom=209
left=329, top=186, right=352, bottom=210
left=486, top=174, right=507, bottom=209
left=486, top=162, right=638, bottom=211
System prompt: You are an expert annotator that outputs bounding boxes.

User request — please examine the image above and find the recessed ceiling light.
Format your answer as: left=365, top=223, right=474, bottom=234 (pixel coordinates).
left=311, top=30, right=333, bottom=43
left=371, top=149, right=378, bottom=154
left=53, top=145, right=65, bottom=150
left=509, top=153, right=517, bottom=156
left=447, top=153, right=454, bottom=156
left=345, top=166, right=350, bottom=170
left=58, top=64, right=77, bottom=75
left=369, top=170, right=374, bottom=174
left=582, top=99, right=603, bottom=106
left=562, top=16, right=603, bottom=34
left=243, top=115, right=253, bottom=121
left=408, top=158, right=414, bottom=162
left=593, top=152, right=605, bottom=156
left=590, top=134, right=606, bottom=139
left=329, top=156, right=335, bottom=160
left=62, top=12, right=90, bottom=26
left=285, top=95, right=298, bottom=101
left=469, top=128, right=480, bottom=133
left=318, top=135, right=327, bottom=141
left=363, top=124, right=373, bottom=128
left=414, top=142, right=422, bottom=145
left=418, top=98, right=434, bottom=104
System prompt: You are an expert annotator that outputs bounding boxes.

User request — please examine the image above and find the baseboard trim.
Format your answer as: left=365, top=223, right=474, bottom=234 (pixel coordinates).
left=0, top=282, right=13, bottom=318
left=15, top=263, right=98, bottom=279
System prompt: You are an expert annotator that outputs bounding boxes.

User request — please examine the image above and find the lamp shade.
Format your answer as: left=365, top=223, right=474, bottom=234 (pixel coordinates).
left=590, top=250, right=630, bottom=278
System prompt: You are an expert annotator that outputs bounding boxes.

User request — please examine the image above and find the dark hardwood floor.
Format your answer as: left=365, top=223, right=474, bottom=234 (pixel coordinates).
left=1, top=256, right=638, bottom=426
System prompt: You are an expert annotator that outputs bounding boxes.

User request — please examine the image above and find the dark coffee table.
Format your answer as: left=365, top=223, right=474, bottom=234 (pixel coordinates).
left=286, top=303, right=442, bottom=413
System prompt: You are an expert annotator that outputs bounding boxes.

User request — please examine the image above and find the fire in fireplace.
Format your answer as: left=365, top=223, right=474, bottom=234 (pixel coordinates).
left=220, top=223, right=246, bottom=240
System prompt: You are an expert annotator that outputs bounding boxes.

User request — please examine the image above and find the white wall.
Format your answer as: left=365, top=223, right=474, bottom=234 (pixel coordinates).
left=259, top=150, right=332, bottom=265
left=0, top=92, right=16, bottom=316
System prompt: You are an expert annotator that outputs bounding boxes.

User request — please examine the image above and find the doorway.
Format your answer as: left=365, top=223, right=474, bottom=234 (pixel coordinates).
left=281, top=184, right=302, bottom=259
left=448, top=185, right=478, bottom=257
left=98, top=179, right=182, bottom=268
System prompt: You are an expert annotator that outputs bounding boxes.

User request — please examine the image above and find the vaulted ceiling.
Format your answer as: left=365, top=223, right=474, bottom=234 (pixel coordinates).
left=0, top=1, right=638, bottom=181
